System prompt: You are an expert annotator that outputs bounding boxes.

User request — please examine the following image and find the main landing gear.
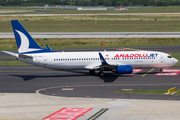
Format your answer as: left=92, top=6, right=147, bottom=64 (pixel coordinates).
left=89, top=70, right=105, bottom=77
left=98, top=72, right=104, bottom=77
left=89, top=70, right=95, bottom=75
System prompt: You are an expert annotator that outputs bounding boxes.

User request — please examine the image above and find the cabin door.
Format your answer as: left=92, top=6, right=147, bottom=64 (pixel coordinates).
left=43, top=56, right=48, bottom=65
left=160, top=55, right=164, bottom=63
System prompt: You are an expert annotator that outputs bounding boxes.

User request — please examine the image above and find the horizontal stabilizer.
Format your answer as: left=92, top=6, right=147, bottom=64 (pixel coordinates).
left=2, top=51, right=18, bottom=57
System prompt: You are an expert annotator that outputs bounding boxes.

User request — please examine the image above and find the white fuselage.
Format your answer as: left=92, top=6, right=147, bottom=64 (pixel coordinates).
left=18, top=51, right=178, bottom=70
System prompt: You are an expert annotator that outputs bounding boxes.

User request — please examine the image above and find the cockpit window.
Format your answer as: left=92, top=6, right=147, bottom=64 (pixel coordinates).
left=167, top=56, right=172, bottom=58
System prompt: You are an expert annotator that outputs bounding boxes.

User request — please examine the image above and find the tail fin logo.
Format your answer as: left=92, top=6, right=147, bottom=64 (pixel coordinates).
left=11, top=20, right=54, bottom=54
left=15, top=30, right=42, bottom=53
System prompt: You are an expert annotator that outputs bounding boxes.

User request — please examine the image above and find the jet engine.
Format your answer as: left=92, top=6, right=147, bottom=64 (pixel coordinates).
left=113, top=65, right=133, bottom=74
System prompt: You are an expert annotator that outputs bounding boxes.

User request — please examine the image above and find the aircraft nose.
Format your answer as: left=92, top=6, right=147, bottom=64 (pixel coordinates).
left=174, top=58, right=178, bottom=64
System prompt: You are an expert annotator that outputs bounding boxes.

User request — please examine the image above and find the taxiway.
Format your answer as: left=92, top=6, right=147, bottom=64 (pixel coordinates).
left=1, top=46, right=180, bottom=119
left=1, top=32, right=180, bottom=38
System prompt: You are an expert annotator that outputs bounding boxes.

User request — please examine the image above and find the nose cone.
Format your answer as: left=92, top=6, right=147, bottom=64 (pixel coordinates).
left=174, top=58, right=178, bottom=64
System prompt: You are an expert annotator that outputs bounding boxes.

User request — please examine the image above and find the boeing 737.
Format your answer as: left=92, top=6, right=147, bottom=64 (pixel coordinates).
left=2, top=20, right=178, bottom=76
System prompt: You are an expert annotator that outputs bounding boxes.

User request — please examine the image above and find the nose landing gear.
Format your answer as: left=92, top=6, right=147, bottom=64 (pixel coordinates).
left=160, top=68, right=163, bottom=73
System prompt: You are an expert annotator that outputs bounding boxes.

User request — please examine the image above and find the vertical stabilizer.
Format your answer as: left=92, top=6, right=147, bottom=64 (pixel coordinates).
left=11, top=20, right=54, bottom=54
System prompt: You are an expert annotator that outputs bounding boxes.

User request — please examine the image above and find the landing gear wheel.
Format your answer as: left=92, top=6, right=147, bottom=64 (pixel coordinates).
left=99, top=72, right=104, bottom=77
left=89, top=70, right=95, bottom=75
left=160, top=68, right=163, bottom=73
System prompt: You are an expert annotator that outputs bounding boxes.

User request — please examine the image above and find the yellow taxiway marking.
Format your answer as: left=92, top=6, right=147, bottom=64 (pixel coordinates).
left=142, top=68, right=154, bottom=77
left=88, top=108, right=109, bottom=120
left=123, top=48, right=145, bottom=51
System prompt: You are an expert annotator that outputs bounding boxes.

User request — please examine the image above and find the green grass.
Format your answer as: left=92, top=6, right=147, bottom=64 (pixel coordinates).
left=0, top=60, right=28, bottom=66
left=171, top=53, right=180, bottom=66
left=1, top=38, right=180, bottom=50
left=0, top=14, right=180, bottom=32
left=174, top=90, right=180, bottom=95
left=116, top=89, right=176, bottom=95
left=171, top=53, right=180, bottom=60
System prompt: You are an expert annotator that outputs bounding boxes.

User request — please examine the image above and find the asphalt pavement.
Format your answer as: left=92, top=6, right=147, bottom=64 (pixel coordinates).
left=1, top=46, right=180, bottom=119
left=0, top=65, right=180, bottom=100
left=1, top=32, right=180, bottom=38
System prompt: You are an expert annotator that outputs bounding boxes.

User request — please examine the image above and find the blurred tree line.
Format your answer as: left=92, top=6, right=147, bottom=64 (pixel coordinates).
left=1, top=0, right=180, bottom=6
left=0, top=0, right=70, bottom=6
left=75, top=0, right=180, bottom=6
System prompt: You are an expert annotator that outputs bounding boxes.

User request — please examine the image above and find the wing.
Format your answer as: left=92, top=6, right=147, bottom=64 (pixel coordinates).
left=84, top=52, right=126, bottom=70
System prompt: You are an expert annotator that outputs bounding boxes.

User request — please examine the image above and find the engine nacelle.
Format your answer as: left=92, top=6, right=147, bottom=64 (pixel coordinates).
left=114, top=65, right=133, bottom=74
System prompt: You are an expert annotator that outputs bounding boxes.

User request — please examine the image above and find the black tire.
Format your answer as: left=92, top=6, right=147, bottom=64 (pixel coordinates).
left=99, top=72, right=104, bottom=77
left=160, top=68, right=163, bottom=73
left=89, top=70, right=95, bottom=75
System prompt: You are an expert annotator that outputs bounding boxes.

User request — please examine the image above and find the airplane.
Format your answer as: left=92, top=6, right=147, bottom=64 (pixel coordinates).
left=2, top=20, right=178, bottom=77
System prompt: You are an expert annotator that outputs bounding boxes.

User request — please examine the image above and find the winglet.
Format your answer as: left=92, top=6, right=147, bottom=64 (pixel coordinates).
left=46, top=45, right=52, bottom=51
left=99, top=52, right=108, bottom=65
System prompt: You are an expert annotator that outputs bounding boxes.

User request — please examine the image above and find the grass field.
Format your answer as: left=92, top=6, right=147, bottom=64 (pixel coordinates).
left=0, top=9, right=33, bottom=14
left=1, top=38, right=180, bottom=50
left=116, top=89, right=180, bottom=96
left=116, top=89, right=168, bottom=95
left=1, top=6, right=180, bottom=14
left=0, top=60, right=28, bottom=66
left=0, top=14, right=180, bottom=32
left=0, top=19, right=180, bottom=32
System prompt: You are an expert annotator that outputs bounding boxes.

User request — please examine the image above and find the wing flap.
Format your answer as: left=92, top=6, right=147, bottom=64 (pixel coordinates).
left=85, top=63, right=101, bottom=70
